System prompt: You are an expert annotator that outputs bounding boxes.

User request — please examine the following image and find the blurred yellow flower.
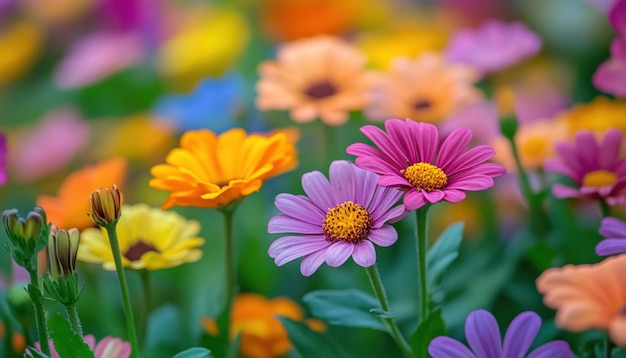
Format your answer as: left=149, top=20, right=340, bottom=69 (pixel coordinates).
left=150, top=128, right=297, bottom=209
left=366, top=53, right=480, bottom=123
left=158, top=7, right=249, bottom=90
left=37, top=158, right=127, bottom=231
left=201, top=293, right=324, bottom=358
left=256, top=36, right=374, bottom=125
left=558, top=97, right=626, bottom=138
left=94, top=115, right=175, bottom=164
left=78, top=204, right=204, bottom=271
left=0, top=22, right=41, bottom=86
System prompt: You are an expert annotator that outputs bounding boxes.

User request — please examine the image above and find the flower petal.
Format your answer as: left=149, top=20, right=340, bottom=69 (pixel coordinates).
left=352, top=240, right=376, bottom=267
left=325, top=241, right=355, bottom=267
left=443, top=189, right=466, bottom=203
left=527, top=341, right=575, bottom=358
left=502, top=311, right=541, bottom=358
left=359, top=123, right=408, bottom=167
left=596, top=238, right=626, bottom=256
left=367, top=225, right=398, bottom=247
left=404, top=189, right=428, bottom=210
left=268, top=214, right=323, bottom=234
left=428, top=336, right=476, bottom=358
left=274, top=193, right=325, bottom=225
left=268, top=235, right=330, bottom=266
left=437, top=127, right=472, bottom=170
left=599, top=217, right=626, bottom=238
left=329, top=160, right=356, bottom=203
left=465, top=310, right=503, bottom=358
left=302, top=170, right=336, bottom=210
left=423, top=190, right=445, bottom=203
left=300, top=249, right=327, bottom=276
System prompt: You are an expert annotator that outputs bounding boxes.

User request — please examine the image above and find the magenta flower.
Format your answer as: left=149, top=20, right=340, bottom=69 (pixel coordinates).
left=268, top=160, right=406, bottom=276
left=428, top=310, right=575, bottom=358
left=346, top=119, right=506, bottom=211
left=544, top=129, right=626, bottom=204
left=445, top=20, right=542, bottom=75
left=597, top=216, right=626, bottom=255
left=34, top=335, right=131, bottom=358
left=0, top=132, right=7, bottom=186
left=593, top=0, right=626, bottom=97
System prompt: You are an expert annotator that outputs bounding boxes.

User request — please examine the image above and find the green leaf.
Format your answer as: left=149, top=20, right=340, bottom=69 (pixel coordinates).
left=48, top=314, right=95, bottom=358
left=303, top=289, right=386, bottom=331
left=369, top=308, right=395, bottom=319
left=25, top=347, right=50, bottom=358
left=278, top=317, right=349, bottom=358
left=427, top=222, right=464, bottom=287
left=410, top=307, right=446, bottom=358
left=173, top=347, right=213, bottom=358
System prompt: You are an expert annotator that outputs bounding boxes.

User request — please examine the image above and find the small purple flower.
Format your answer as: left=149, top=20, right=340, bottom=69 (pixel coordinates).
left=428, top=310, right=575, bottom=358
left=268, top=160, right=406, bottom=276
left=544, top=129, right=626, bottom=204
left=445, top=20, right=542, bottom=75
left=347, top=119, right=506, bottom=211
left=597, top=216, right=626, bottom=255
left=0, top=132, right=7, bottom=186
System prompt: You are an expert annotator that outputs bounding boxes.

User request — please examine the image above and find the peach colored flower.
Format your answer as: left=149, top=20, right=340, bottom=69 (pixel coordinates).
left=365, top=52, right=480, bottom=123
left=256, top=35, right=373, bottom=126
left=536, top=254, right=626, bottom=346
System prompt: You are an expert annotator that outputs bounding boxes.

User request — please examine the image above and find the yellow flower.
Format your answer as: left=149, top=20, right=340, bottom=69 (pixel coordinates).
left=558, top=97, right=626, bottom=138
left=158, top=7, right=249, bottom=90
left=201, top=293, right=325, bottom=358
left=149, top=128, right=297, bottom=209
left=78, top=204, right=204, bottom=271
left=256, top=35, right=374, bottom=125
left=0, top=22, right=41, bottom=86
left=365, top=52, right=480, bottom=123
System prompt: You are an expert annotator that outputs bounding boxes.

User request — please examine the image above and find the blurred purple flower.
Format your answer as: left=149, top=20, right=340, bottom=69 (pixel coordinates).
left=0, top=132, right=7, bottom=186
left=268, top=160, right=406, bottom=276
left=53, top=32, right=142, bottom=89
left=11, top=108, right=89, bottom=181
left=153, top=73, right=244, bottom=133
left=597, top=216, right=626, bottom=255
left=445, top=20, right=542, bottom=75
left=440, top=101, right=500, bottom=146
left=544, top=129, right=626, bottom=205
left=428, top=310, right=574, bottom=358
left=593, top=0, right=626, bottom=97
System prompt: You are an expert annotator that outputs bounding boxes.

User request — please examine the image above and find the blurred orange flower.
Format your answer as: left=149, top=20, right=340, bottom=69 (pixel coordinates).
left=256, top=36, right=374, bottom=126
left=150, top=128, right=297, bottom=209
left=201, top=293, right=324, bottom=358
left=36, top=158, right=127, bottom=230
left=365, top=52, right=480, bottom=123
left=536, top=254, right=626, bottom=346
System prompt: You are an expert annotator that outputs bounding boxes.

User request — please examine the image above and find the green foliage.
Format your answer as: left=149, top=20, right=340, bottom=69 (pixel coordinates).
left=427, top=222, right=464, bottom=287
left=173, top=347, right=213, bottom=358
left=410, top=308, right=446, bottom=358
left=47, top=314, right=94, bottom=358
left=278, top=317, right=349, bottom=358
left=303, top=289, right=387, bottom=331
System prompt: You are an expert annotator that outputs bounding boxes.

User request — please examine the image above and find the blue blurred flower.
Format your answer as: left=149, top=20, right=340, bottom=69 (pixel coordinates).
left=153, top=73, right=245, bottom=133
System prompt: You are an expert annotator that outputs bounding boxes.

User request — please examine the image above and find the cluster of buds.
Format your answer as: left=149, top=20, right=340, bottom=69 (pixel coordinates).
left=43, top=226, right=82, bottom=305
left=2, top=207, right=49, bottom=271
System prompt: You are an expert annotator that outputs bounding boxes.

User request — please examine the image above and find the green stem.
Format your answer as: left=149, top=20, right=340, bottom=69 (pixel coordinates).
left=64, top=304, right=83, bottom=337
left=105, top=225, right=140, bottom=358
left=26, top=266, right=50, bottom=356
left=217, top=207, right=238, bottom=354
left=600, top=200, right=612, bottom=218
left=415, top=206, right=430, bottom=322
left=139, top=270, right=152, bottom=348
left=365, top=265, right=414, bottom=358
left=606, top=335, right=614, bottom=358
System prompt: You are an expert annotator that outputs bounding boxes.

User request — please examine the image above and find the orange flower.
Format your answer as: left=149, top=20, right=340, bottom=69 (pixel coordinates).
left=365, top=52, right=480, bottom=123
left=150, top=128, right=297, bottom=209
left=536, top=254, right=626, bottom=346
left=256, top=36, right=374, bottom=126
left=201, top=293, right=324, bottom=358
left=36, top=158, right=127, bottom=230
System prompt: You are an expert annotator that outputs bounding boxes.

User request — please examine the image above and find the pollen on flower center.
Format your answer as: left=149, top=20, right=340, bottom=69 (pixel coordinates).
left=582, top=169, right=618, bottom=188
left=401, top=162, right=448, bottom=191
left=322, top=201, right=373, bottom=243
left=304, top=81, right=337, bottom=99
left=124, top=240, right=159, bottom=261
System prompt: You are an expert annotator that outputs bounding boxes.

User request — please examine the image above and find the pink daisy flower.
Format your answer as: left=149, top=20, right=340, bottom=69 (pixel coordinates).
left=33, top=335, right=131, bottom=358
left=346, top=119, right=506, bottom=211
left=543, top=129, right=626, bottom=204
left=267, top=160, right=406, bottom=276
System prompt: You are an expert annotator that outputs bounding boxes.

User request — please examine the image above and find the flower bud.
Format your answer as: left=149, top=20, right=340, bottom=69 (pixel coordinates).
left=89, top=185, right=123, bottom=227
left=2, top=207, right=49, bottom=268
left=47, top=226, right=80, bottom=280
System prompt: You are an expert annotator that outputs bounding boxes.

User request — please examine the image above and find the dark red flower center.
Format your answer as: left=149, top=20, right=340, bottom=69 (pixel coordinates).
left=304, top=81, right=337, bottom=99
left=124, top=240, right=159, bottom=261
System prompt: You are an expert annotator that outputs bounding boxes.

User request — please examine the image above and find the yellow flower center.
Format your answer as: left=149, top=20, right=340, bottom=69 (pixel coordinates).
left=582, top=170, right=618, bottom=188
left=124, top=240, right=159, bottom=261
left=322, top=201, right=373, bottom=243
left=401, top=162, right=448, bottom=191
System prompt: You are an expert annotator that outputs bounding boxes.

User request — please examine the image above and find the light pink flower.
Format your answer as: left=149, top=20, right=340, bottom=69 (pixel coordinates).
left=34, top=335, right=131, bottom=358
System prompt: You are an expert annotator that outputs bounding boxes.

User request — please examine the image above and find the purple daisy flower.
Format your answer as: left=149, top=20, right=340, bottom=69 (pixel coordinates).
left=597, top=216, right=626, bottom=255
left=445, top=20, right=542, bottom=75
left=544, top=129, right=626, bottom=204
left=267, top=160, right=406, bottom=276
left=0, top=132, right=7, bottom=186
left=428, top=310, right=575, bottom=358
left=346, top=119, right=506, bottom=211
left=593, top=0, right=626, bottom=97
